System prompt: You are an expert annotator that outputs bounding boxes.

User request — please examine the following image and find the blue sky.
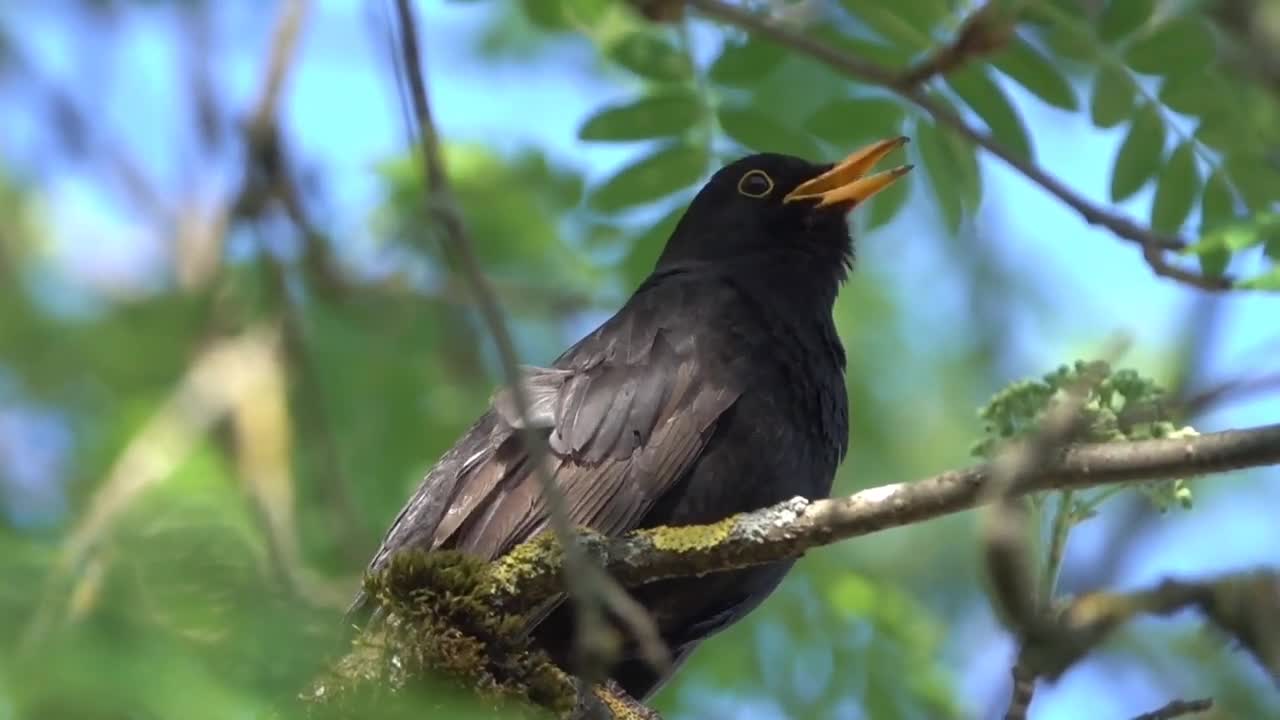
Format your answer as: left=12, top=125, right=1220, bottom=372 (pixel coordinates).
left=3, top=1, right=1279, bottom=718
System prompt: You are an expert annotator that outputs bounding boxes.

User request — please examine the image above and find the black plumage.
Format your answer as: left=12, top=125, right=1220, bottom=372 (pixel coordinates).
left=350, top=141, right=912, bottom=700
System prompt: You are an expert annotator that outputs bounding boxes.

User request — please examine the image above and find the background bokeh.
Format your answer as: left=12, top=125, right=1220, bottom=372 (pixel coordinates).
left=2, top=1, right=1279, bottom=718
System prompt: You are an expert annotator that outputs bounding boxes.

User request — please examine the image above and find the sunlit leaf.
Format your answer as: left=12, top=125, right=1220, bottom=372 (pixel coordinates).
left=1194, top=242, right=1231, bottom=277
left=718, top=105, right=822, bottom=159
left=708, top=36, right=787, bottom=87
left=578, top=90, right=704, bottom=141
left=1110, top=104, right=1165, bottom=202
left=588, top=143, right=707, bottom=211
left=1091, top=65, right=1135, bottom=128
left=1150, top=142, right=1200, bottom=233
left=1098, top=0, right=1154, bottom=42
left=606, top=32, right=691, bottom=81
left=1126, top=17, right=1216, bottom=76
left=803, top=97, right=905, bottom=148
left=946, top=67, right=1033, bottom=162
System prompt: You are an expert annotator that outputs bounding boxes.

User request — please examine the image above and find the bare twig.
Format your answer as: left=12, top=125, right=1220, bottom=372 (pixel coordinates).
left=390, top=0, right=669, bottom=680
left=681, top=0, right=1234, bottom=291
left=1129, top=697, right=1214, bottom=720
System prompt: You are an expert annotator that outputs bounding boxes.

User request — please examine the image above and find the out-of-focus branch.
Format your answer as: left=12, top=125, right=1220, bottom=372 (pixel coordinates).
left=389, top=0, right=669, bottom=684
left=674, top=0, right=1234, bottom=291
left=897, top=3, right=1014, bottom=87
left=1129, top=697, right=1213, bottom=720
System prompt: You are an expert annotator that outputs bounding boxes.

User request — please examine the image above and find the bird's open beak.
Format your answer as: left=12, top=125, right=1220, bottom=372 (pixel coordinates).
left=784, top=136, right=913, bottom=209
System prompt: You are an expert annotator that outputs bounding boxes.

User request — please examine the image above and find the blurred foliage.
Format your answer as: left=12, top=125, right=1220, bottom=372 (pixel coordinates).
left=0, top=1, right=1277, bottom=719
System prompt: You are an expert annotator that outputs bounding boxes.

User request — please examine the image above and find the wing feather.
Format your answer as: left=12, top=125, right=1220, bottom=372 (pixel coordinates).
left=350, top=274, right=740, bottom=620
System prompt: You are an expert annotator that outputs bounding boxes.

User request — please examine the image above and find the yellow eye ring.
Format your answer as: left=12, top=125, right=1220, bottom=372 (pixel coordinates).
left=737, top=169, right=774, bottom=198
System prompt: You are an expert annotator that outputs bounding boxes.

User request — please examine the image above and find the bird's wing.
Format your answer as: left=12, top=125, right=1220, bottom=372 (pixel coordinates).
left=357, top=277, right=740, bottom=587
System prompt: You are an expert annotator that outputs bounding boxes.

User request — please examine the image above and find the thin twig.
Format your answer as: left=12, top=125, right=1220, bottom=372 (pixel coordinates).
left=682, top=0, right=1233, bottom=291
left=389, top=0, right=669, bottom=680
left=1129, top=697, right=1214, bottom=720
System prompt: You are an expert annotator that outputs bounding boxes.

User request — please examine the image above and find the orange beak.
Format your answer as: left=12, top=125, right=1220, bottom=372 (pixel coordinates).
left=784, top=136, right=913, bottom=209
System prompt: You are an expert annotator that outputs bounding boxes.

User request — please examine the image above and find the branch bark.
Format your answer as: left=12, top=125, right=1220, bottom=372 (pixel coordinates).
left=486, top=422, right=1280, bottom=616
left=315, top=423, right=1280, bottom=718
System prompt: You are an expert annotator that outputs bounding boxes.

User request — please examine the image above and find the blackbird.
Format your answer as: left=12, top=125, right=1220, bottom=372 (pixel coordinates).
left=350, top=138, right=912, bottom=700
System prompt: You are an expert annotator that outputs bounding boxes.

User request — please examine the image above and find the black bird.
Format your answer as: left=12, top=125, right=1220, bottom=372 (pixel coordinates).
left=350, top=138, right=912, bottom=700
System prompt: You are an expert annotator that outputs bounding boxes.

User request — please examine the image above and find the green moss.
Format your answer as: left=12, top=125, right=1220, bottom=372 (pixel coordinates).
left=487, top=532, right=564, bottom=600
left=358, top=549, right=576, bottom=717
left=641, top=516, right=736, bottom=553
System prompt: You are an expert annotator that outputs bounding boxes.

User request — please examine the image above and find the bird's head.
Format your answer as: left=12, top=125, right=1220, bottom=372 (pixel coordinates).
left=655, top=137, right=912, bottom=290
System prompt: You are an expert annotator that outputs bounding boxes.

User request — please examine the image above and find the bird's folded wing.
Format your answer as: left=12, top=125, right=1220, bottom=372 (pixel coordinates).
left=361, top=315, right=740, bottom=584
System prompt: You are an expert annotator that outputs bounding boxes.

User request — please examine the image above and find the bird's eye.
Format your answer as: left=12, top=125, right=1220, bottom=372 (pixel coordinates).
left=737, top=169, right=774, bottom=198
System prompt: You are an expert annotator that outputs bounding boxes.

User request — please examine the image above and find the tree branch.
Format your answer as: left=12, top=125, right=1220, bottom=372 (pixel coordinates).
left=316, top=423, right=1280, bottom=717
left=485, top=422, right=1280, bottom=614
left=1130, top=697, right=1213, bottom=720
left=680, top=0, right=1233, bottom=291
left=389, top=0, right=669, bottom=683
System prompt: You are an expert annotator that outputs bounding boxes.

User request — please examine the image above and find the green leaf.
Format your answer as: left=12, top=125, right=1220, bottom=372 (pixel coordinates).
left=1150, top=142, right=1200, bottom=233
left=946, top=67, right=1033, bottom=162
left=1194, top=111, right=1236, bottom=150
left=1195, top=242, right=1230, bottom=277
left=1126, top=17, right=1216, bottom=76
left=1098, top=0, right=1154, bottom=43
left=606, top=32, right=691, bottom=81
left=992, top=37, right=1078, bottom=111
left=889, top=0, right=949, bottom=36
left=578, top=91, right=703, bottom=141
left=803, top=98, right=905, bottom=148
left=1159, top=70, right=1230, bottom=117
left=588, top=143, right=707, bottom=211
left=1239, top=267, right=1280, bottom=290
left=843, top=1, right=933, bottom=50
left=915, top=118, right=965, bottom=231
left=1091, top=65, right=1135, bottom=128
left=708, top=37, right=786, bottom=87
left=520, top=0, right=572, bottom=32
left=717, top=105, right=822, bottom=159
left=1223, top=153, right=1280, bottom=212
left=864, top=171, right=911, bottom=231
left=1110, top=104, right=1165, bottom=202
left=1200, top=170, right=1237, bottom=228
left=813, top=26, right=915, bottom=67
left=1266, top=231, right=1280, bottom=260
left=622, top=203, right=684, bottom=285
left=1045, top=22, right=1094, bottom=63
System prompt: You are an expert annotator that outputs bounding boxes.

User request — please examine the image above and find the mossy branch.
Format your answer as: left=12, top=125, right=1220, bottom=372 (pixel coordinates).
left=306, top=422, right=1280, bottom=718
